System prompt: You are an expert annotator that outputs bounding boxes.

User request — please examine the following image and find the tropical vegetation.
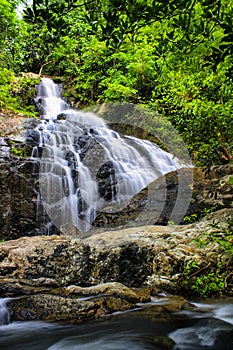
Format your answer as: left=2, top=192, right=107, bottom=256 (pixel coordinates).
left=0, top=0, right=233, bottom=167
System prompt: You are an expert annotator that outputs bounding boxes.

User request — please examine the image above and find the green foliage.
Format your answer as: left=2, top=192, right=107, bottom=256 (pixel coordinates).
left=183, top=260, right=226, bottom=298
left=0, top=68, right=15, bottom=108
left=21, top=0, right=91, bottom=74
left=191, top=268, right=226, bottom=297
left=10, top=143, right=31, bottom=158
left=0, top=1, right=25, bottom=72
left=193, top=237, right=208, bottom=248
left=183, top=213, right=198, bottom=224
left=207, top=221, right=233, bottom=255
left=0, top=68, right=38, bottom=115
left=154, top=56, right=233, bottom=166
left=0, top=1, right=17, bottom=46
left=184, top=261, right=200, bottom=281
left=167, top=220, right=175, bottom=226
left=11, top=146, right=25, bottom=157
left=84, top=0, right=221, bottom=51
left=0, top=0, right=232, bottom=167
left=183, top=219, right=233, bottom=297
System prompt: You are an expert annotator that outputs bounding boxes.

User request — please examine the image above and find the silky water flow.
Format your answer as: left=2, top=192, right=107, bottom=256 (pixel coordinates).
left=31, top=78, right=189, bottom=233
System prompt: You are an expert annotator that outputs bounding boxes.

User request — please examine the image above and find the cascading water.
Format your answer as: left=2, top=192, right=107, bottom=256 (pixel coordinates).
left=29, top=78, right=190, bottom=233
left=0, top=299, right=10, bottom=326
left=34, top=78, right=68, bottom=119
left=169, top=301, right=233, bottom=349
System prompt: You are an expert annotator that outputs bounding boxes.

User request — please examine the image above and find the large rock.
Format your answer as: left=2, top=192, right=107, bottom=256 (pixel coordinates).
left=7, top=293, right=134, bottom=322
left=1, top=209, right=233, bottom=292
left=6, top=289, right=185, bottom=323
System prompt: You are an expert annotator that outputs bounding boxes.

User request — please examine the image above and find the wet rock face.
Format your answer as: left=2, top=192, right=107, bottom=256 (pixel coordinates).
left=0, top=135, right=58, bottom=240
left=0, top=112, right=43, bottom=240
left=25, top=129, right=40, bottom=147
left=96, top=160, right=117, bottom=201
left=94, top=165, right=233, bottom=228
left=0, top=150, right=36, bottom=241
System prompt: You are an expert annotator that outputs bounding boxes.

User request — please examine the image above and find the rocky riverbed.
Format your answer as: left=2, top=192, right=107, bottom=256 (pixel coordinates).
left=0, top=208, right=233, bottom=322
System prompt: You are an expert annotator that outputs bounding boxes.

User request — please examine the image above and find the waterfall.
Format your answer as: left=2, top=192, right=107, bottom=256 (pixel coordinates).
left=34, top=78, right=68, bottom=119
left=29, top=78, right=190, bottom=233
left=0, top=298, right=10, bottom=326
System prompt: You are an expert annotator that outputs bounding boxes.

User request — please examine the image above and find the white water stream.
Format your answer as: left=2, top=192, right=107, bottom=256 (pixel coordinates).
left=169, top=300, right=233, bottom=349
left=31, top=78, right=190, bottom=233
left=0, top=298, right=10, bottom=326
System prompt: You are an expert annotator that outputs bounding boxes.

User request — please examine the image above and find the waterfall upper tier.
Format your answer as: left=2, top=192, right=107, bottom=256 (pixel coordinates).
left=35, top=78, right=68, bottom=119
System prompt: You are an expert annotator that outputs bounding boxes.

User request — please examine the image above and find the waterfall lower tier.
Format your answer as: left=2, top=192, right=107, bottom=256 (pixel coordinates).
left=27, top=78, right=192, bottom=233
left=0, top=299, right=10, bottom=326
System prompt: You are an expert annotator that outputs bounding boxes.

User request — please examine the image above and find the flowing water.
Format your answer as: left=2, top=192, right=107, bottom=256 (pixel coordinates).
left=0, top=298, right=10, bottom=326
left=169, top=299, right=233, bottom=349
left=29, top=78, right=191, bottom=233
left=0, top=298, right=233, bottom=349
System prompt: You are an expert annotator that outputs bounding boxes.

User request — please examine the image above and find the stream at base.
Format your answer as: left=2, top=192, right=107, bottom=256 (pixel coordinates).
left=0, top=298, right=233, bottom=350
